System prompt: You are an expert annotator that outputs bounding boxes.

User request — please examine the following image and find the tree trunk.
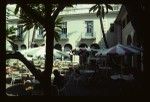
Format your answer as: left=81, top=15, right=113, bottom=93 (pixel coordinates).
left=98, top=5, right=109, bottom=48
left=40, top=4, right=54, bottom=96
left=6, top=52, right=41, bottom=81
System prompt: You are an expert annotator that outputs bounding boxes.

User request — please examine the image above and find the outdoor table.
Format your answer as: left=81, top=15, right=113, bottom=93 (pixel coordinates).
left=79, top=70, right=95, bottom=74
left=110, top=74, right=134, bottom=80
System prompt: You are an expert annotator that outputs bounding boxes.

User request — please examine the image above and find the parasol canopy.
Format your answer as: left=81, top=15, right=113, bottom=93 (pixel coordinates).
left=19, top=46, right=70, bottom=60
left=104, top=43, right=140, bottom=55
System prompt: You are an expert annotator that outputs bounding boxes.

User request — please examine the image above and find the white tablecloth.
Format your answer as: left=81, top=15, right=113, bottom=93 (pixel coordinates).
left=111, top=74, right=134, bottom=80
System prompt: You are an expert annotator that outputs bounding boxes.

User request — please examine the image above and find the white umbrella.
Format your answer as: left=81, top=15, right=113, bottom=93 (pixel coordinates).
left=19, top=46, right=70, bottom=59
left=6, top=40, right=13, bottom=52
left=105, top=43, right=140, bottom=55
left=95, top=49, right=108, bottom=56
left=104, top=43, right=140, bottom=77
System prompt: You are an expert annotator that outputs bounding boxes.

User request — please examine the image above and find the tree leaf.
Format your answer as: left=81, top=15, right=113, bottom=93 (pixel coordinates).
left=102, top=6, right=105, bottom=19
left=106, top=4, right=113, bottom=11
left=89, top=4, right=98, bottom=13
left=54, top=31, right=60, bottom=42
left=105, top=4, right=109, bottom=14
left=96, top=9, right=100, bottom=17
left=14, top=5, right=20, bottom=15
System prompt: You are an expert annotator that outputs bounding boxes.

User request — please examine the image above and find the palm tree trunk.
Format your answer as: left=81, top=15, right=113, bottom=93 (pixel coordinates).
left=41, top=4, right=54, bottom=96
left=98, top=7, right=109, bottom=48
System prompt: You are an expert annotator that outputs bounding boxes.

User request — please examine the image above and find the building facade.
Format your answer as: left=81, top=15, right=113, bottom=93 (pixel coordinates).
left=6, top=4, right=121, bottom=52
left=107, top=5, right=143, bottom=72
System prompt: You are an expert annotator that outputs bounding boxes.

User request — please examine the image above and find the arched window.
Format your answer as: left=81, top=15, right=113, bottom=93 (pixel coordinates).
left=64, top=44, right=72, bottom=52
left=20, top=44, right=27, bottom=50
left=127, top=35, right=132, bottom=45
left=64, top=44, right=72, bottom=61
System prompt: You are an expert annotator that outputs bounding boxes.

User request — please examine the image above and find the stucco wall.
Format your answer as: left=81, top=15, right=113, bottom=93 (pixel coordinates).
left=122, top=22, right=135, bottom=45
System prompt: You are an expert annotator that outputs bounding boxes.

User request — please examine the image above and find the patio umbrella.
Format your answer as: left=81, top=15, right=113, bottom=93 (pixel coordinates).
left=129, top=44, right=143, bottom=52
left=6, top=40, right=13, bottom=52
left=72, top=47, right=100, bottom=55
left=95, top=49, right=108, bottom=56
left=19, top=46, right=70, bottom=59
left=104, top=43, right=141, bottom=77
left=104, top=43, right=140, bottom=55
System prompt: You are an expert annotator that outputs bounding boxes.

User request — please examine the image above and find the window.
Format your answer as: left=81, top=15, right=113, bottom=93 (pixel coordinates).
left=85, top=21, right=93, bottom=36
left=38, top=26, right=44, bottom=38
left=39, top=27, right=43, bottom=35
left=62, top=22, right=67, bottom=34
left=17, top=25, right=23, bottom=38
left=61, top=22, right=67, bottom=38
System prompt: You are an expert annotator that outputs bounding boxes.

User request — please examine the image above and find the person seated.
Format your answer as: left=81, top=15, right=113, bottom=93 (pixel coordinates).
left=53, top=69, right=66, bottom=90
left=23, top=80, right=33, bottom=95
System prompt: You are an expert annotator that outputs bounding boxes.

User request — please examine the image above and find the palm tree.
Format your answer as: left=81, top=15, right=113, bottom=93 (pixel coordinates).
left=10, top=3, right=72, bottom=95
left=89, top=4, right=113, bottom=48
left=14, top=4, right=63, bottom=48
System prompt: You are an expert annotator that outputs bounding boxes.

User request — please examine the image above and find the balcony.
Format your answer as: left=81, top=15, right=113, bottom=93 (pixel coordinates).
left=13, top=35, right=24, bottom=42
left=81, top=32, right=96, bottom=40
left=35, top=34, right=44, bottom=40
left=59, top=34, right=68, bottom=40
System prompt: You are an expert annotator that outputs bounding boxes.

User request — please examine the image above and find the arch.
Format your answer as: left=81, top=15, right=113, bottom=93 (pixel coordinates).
left=79, top=43, right=88, bottom=48
left=54, top=44, right=62, bottom=51
left=127, top=35, right=132, bottom=45
left=20, top=44, right=27, bottom=50
left=33, top=43, right=38, bottom=48
left=90, top=43, right=100, bottom=49
left=64, top=44, right=72, bottom=52
left=63, top=44, right=72, bottom=61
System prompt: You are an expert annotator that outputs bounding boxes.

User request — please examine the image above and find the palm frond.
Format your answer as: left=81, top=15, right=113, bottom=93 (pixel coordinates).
left=22, top=23, right=34, bottom=33
left=89, top=5, right=98, bottom=13
left=54, top=31, right=60, bottom=42
left=106, top=4, right=113, bottom=11
left=55, top=17, right=63, bottom=24
left=102, top=6, right=105, bottom=19
left=14, top=5, right=20, bottom=15
left=96, top=9, right=101, bottom=17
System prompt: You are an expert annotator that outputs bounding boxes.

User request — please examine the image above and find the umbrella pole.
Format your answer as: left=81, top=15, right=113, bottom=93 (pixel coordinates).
left=120, top=56, right=123, bottom=78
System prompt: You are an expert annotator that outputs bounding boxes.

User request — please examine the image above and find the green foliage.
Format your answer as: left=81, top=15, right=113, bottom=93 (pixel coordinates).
left=14, top=4, right=65, bottom=42
left=89, top=4, right=113, bottom=19
left=6, top=26, right=17, bottom=36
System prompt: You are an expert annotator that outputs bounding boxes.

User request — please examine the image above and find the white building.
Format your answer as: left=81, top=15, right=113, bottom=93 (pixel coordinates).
left=6, top=4, right=121, bottom=52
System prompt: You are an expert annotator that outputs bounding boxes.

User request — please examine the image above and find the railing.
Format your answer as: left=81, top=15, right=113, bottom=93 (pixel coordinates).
left=81, top=32, right=96, bottom=39
left=60, top=34, right=68, bottom=40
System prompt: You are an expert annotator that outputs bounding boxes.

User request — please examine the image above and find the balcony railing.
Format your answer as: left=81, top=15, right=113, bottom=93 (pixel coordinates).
left=81, top=32, right=96, bottom=40
left=59, top=33, right=68, bottom=40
